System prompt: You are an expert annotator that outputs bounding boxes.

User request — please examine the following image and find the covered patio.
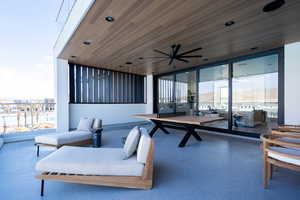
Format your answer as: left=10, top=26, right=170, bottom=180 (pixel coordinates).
left=1, top=127, right=300, bottom=200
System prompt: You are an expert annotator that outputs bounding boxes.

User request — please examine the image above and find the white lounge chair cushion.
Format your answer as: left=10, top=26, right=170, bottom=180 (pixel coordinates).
left=36, top=146, right=144, bottom=176
left=77, top=117, right=94, bottom=131
left=137, top=132, right=152, bottom=164
left=268, top=146, right=300, bottom=166
left=35, top=131, right=92, bottom=145
left=123, top=126, right=140, bottom=159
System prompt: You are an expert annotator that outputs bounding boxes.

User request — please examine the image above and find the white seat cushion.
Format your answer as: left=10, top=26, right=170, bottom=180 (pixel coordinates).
left=77, top=117, right=94, bottom=131
left=123, top=126, right=140, bottom=159
left=35, top=131, right=92, bottom=145
left=36, top=146, right=144, bottom=176
left=268, top=146, right=300, bottom=166
left=137, top=132, right=152, bottom=164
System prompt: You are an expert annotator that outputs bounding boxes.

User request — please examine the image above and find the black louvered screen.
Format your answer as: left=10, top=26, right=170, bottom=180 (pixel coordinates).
left=69, top=63, right=146, bottom=104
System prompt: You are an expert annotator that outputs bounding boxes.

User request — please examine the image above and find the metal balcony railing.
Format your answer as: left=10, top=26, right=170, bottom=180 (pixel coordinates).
left=0, top=103, right=56, bottom=134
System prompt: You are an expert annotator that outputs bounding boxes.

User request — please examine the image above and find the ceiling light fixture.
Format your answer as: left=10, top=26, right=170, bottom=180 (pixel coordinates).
left=83, top=41, right=92, bottom=45
left=225, top=20, right=235, bottom=27
left=105, top=16, right=114, bottom=22
left=263, top=0, right=285, bottom=12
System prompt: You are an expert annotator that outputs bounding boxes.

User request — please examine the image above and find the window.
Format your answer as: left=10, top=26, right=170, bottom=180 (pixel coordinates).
left=155, top=48, right=283, bottom=137
left=198, top=65, right=229, bottom=129
left=69, top=63, right=146, bottom=104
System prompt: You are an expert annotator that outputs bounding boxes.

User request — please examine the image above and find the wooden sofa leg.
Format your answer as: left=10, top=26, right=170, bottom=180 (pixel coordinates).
left=41, top=180, right=44, bottom=196
left=37, top=145, right=40, bottom=157
left=263, top=161, right=269, bottom=189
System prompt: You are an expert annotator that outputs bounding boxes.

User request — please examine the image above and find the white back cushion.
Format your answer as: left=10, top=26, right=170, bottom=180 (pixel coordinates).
left=137, top=131, right=152, bottom=164
left=77, top=117, right=94, bottom=132
left=123, top=126, right=141, bottom=159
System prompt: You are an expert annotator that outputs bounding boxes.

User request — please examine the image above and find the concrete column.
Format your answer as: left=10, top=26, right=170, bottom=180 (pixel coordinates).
left=54, top=59, right=69, bottom=132
left=284, top=42, right=300, bottom=125
left=146, top=75, right=154, bottom=114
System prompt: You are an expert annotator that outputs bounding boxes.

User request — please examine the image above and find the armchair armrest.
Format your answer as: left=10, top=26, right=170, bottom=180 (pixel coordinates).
left=271, top=130, right=300, bottom=139
left=277, top=125, right=300, bottom=133
left=261, top=134, right=300, bottom=149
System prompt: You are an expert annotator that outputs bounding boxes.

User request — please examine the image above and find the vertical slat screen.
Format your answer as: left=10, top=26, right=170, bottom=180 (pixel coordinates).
left=69, top=63, right=146, bottom=104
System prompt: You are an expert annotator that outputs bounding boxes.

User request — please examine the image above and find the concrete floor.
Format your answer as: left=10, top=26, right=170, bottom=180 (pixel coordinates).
left=1, top=127, right=300, bottom=200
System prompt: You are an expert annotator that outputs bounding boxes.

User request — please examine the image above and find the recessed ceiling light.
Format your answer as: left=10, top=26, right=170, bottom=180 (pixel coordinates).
left=70, top=56, right=77, bottom=58
left=225, top=20, right=235, bottom=27
left=105, top=16, right=114, bottom=22
left=126, top=62, right=132, bottom=65
left=263, top=0, right=285, bottom=12
left=83, top=40, right=92, bottom=45
left=251, top=47, right=258, bottom=50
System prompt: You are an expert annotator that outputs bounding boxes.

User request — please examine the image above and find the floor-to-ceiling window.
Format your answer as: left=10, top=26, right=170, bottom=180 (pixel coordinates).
left=232, top=54, right=278, bottom=134
left=158, top=75, right=175, bottom=113
left=155, top=48, right=282, bottom=137
left=175, top=71, right=197, bottom=114
left=198, top=65, right=229, bottom=129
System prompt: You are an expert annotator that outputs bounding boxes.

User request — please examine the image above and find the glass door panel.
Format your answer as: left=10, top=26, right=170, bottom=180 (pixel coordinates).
left=158, top=75, right=175, bottom=114
left=198, top=65, right=229, bottom=129
left=175, top=71, right=197, bottom=115
left=232, top=54, right=278, bottom=134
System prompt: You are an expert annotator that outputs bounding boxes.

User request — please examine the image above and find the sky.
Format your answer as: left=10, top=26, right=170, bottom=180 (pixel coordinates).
left=0, top=1, right=62, bottom=100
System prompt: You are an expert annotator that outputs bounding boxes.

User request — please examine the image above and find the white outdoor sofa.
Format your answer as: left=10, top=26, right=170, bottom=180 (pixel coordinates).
left=35, top=118, right=102, bottom=156
left=35, top=127, right=154, bottom=196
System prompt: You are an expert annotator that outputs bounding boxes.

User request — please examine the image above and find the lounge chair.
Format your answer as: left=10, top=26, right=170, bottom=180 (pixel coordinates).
left=261, top=130, right=300, bottom=188
left=35, top=118, right=102, bottom=156
left=35, top=127, right=154, bottom=196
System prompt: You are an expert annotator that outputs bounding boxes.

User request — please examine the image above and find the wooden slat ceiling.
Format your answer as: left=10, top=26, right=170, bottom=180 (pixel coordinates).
left=60, top=0, right=300, bottom=75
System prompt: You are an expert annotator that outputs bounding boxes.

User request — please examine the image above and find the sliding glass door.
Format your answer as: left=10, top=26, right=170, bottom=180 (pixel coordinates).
left=232, top=55, right=279, bottom=134
left=175, top=71, right=197, bottom=115
left=155, top=48, right=282, bottom=137
left=158, top=75, right=175, bottom=113
left=198, top=65, right=229, bottom=129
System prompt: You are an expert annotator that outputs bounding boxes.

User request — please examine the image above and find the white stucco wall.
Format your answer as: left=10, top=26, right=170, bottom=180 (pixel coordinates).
left=284, top=42, right=300, bottom=125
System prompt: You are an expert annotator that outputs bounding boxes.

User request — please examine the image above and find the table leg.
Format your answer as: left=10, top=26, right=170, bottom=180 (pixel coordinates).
left=149, top=120, right=170, bottom=137
left=178, top=132, right=192, bottom=147
left=178, top=126, right=202, bottom=147
left=149, top=124, right=159, bottom=137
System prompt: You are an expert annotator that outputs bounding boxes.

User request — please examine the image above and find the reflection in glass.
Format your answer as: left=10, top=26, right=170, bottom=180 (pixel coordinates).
left=198, top=65, right=229, bottom=128
left=175, top=71, right=197, bottom=115
left=158, top=75, right=175, bottom=113
left=232, top=54, right=278, bottom=134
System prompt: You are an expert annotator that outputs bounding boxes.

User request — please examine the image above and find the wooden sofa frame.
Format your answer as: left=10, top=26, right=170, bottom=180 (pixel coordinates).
left=36, top=140, right=154, bottom=196
left=35, top=139, right=93, bottom=157
left=261, top=130, right=300, bottom=188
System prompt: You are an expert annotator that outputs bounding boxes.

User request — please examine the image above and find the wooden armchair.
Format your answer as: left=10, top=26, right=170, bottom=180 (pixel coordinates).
left=261, top=131, right=300, bottom=188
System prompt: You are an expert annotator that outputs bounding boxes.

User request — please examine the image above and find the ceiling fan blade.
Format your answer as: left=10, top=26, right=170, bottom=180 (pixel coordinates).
left=168, top=57, right=175, bottom=65
left=143, top=56, right=169, bottom=59
left=154, top=49, right=170, bottom=57
left=176, top=58, right=189, bottom=63
left=178, top=47, right=202, bottom=56
left=173, top=44, right=181, bottom=57
left=179, top=55, right=203, bottom=58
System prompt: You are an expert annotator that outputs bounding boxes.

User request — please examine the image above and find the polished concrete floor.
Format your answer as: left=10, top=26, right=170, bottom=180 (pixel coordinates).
left=1, top=127, right=300, bottom=200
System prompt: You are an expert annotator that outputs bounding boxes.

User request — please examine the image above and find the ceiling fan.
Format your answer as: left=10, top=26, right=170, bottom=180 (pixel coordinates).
left=144, top=44, right=203, bottom=68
